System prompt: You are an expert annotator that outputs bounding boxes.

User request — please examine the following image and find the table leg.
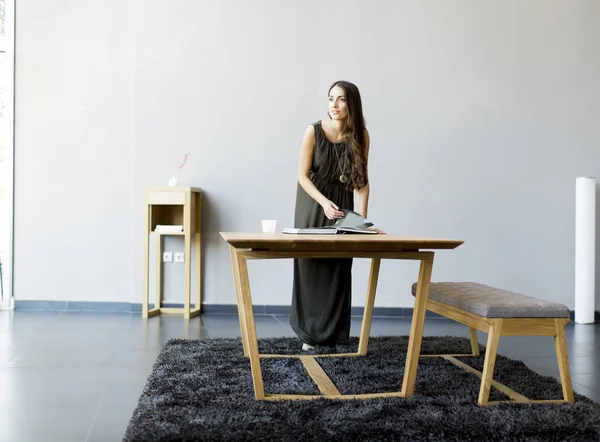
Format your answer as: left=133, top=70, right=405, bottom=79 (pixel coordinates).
left=183, top=194, right=191, bottom=319
left=142, top=202, right=151, bottom=318
left=358, top=258, right=381, bottom=355
left=235, top=253, right=265, bottom=399
left=229, top=245, right=250, bottom=357
left=195, top=192, right=203, bottom=313
left=401, top=253, right=434, bottom=397
left=155, top=233, right=163, bottom=310
left=195, top=232, right=202, bottom=312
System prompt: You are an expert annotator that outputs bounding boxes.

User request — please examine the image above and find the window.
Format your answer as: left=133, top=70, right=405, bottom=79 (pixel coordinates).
left=0, top=0, right=14, bottom=309
left=0, top=0, right=4, bottom=36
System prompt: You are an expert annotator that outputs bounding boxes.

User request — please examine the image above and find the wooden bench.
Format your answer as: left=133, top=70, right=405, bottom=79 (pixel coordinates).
left=412, top=281, right=574, bottom=406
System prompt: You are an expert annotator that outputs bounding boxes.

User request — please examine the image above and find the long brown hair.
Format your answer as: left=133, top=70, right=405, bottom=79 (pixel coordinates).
left=328, top=80, right=368, bottom=189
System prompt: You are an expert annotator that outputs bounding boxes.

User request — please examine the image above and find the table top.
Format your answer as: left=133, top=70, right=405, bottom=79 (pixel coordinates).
left=145, top=186, right=202, bottom=193
left=220, top=232, right=464, bottom=252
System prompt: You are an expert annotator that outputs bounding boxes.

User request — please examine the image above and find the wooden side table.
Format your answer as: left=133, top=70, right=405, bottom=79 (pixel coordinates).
left=142, top=186, right=202, bottom=319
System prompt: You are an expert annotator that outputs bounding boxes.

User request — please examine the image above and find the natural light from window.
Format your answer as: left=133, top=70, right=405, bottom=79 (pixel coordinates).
left=0, top=0, right=13, bottom=306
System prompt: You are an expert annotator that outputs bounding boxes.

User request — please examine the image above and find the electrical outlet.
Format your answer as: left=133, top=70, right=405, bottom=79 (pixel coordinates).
left=162, top=252, right=173, bottom=262
left=174, top=252, right=184, bottom=263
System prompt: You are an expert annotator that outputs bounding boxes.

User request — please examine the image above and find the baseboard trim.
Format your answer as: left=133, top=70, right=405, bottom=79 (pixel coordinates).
left=13, top=300, right=600, bottom=322
left=569, top=310, right=600, bottom=322
left=13, top=301, right=438, bottom=318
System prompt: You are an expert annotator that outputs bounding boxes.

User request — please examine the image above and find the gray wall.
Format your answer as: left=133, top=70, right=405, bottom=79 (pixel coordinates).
left=14, top=1, right=600, bottom=311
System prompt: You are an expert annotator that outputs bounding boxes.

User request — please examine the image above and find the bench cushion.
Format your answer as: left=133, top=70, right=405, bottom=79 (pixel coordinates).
left=410, top=281, right=570, bottom=318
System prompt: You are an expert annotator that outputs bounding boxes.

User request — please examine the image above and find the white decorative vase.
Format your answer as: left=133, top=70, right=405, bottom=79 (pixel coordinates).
left=168, top=176, right=179, bottom=187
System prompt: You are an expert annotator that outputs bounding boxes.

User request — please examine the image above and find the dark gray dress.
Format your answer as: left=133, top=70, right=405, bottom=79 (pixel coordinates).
left=290, top=121, right=354, bottom=346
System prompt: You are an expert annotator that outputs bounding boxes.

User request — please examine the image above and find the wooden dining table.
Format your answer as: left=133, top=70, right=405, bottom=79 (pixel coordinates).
left=220, top=232, right=464, bottom=401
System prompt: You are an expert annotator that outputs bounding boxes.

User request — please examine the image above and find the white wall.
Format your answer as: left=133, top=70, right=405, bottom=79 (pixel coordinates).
left=14, top=1, right=600, bottom=310
left=14, top=1, right=135, bottom=302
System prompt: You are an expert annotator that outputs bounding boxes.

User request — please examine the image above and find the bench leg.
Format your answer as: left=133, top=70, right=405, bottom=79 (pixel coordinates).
left=478, top=318, right=502, bottom=405
left=554, top=318, right=574, bottom=403
left=468, top=327, right=480, bottom=356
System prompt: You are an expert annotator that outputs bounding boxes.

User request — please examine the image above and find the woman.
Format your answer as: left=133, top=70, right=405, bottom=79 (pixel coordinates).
left=290, top=80, right=377, bottom=350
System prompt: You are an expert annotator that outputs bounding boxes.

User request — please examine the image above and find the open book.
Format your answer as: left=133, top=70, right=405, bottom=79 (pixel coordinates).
left=282, top=209, right=378, bottom=235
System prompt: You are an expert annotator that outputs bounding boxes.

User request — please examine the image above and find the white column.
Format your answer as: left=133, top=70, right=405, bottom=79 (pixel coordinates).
left=575, top=177, right=596, bottom=324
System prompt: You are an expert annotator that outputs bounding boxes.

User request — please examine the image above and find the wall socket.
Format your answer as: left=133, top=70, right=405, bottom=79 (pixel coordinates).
left=162, top=252, right=173, bottom=263
left=174, top=252, right=184, bottom=263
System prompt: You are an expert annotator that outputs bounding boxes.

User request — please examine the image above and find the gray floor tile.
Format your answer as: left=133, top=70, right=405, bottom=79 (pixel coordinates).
left=105, top=364, right=156, bottom=383
left=351, top=316, right=411, bottom=337
left=571, top=382, right=600, bottom=401
left=0, top=378, right=104, bottom=411
left=48, top=312, right=135, bottom=330
left=0, top=311, right=62, bottom=330
left=273, top=315, right=305, bottom=337
left=570, top=339, right=600, bottom=354
left=120, top=327, right=210, bottom=350
left=571, top=373, right=600, bottom=392
left=518, top=355, right=600, bottom=378
left=6, top=349, right=117, bottom=368
left=203, top=314, right=288, bottom=338
left=565, top=323, right=600, bottom=340
left=567, top=356, right=600, bottom=375
left=18, top=330, right=139, bottom=351
left=0, top=333, right=35, bottom=351
left=496, top=336, right=594, bottom=358
left=0, top=408, right=95, bottom=442
left=519, top=357, right=561, bottom=378
left=86, top=382, right=145, bottom=442
left=113, top=349, right=162, bottom=367
left=0, top=351, right=17, bottom=366
left=0, top=366, right=112, bottom=384
left=350, top=317, right=471, bottom=339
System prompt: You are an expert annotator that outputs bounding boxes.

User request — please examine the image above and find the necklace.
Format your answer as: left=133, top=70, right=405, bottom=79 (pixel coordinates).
left=330, top=119, right=348, bottom=183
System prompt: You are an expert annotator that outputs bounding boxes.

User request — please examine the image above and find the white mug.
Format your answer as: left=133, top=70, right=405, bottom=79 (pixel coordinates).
left=261, top=220, right=277, bottom=233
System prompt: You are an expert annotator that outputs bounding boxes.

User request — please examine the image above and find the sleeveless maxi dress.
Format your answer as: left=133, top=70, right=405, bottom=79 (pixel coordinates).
left=290, top=121, right=354, bottom=346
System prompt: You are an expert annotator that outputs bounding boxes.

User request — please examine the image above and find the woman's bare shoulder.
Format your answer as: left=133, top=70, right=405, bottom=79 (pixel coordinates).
left=303, top=121, right=322, bottom=137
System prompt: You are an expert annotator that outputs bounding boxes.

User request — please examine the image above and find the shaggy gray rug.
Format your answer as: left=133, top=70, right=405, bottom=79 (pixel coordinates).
left=124, top=336, right=600, bottom=441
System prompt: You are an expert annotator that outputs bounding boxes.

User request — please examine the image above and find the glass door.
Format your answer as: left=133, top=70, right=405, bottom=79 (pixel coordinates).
left=0, top=0, right=14, bottom=309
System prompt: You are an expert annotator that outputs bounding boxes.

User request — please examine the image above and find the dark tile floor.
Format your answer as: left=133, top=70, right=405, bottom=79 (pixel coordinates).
left=0, top=311, right=598, bottom=441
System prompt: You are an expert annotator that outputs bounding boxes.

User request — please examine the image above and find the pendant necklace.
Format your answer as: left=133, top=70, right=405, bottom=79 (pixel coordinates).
left=330, top=119, right=348, bottom=183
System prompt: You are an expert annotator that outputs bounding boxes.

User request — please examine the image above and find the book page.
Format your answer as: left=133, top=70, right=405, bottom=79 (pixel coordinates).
left=333, top=210, right=374, bottom=229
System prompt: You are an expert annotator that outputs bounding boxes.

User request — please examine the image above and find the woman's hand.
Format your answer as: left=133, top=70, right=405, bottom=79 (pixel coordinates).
left=365, top=227, right=386, bottom=234
left=321, top=200, right=344, bottom=220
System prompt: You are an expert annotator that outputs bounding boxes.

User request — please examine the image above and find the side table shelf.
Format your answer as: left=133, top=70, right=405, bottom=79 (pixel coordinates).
left=142, top=186, right=202, bottom=319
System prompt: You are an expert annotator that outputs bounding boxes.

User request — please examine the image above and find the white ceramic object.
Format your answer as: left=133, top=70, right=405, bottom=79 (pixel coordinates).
left=261, top=220, right=277, bottom=233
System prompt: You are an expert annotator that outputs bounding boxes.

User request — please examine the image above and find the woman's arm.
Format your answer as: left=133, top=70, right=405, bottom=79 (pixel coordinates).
left=355, top=184, right=370, bottom=219
left=354, top=129, right=370, bottom=218
left=298, top=125, right=344, bottom=219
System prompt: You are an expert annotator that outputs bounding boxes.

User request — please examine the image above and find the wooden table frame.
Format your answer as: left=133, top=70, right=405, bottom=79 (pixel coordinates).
left=222, top=233, right=463, bottom=401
